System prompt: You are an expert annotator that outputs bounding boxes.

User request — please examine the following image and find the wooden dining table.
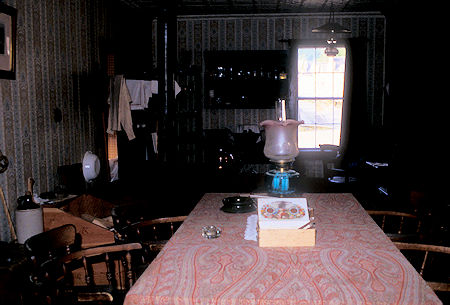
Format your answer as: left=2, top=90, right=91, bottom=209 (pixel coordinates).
left=124, top=193, right=442, bottom=305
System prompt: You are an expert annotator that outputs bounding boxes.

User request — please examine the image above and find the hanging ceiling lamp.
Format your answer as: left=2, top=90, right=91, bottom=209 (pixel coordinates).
left=325, top=37, right=339, bottom=57
left=312, top=3, right=351, bottom=57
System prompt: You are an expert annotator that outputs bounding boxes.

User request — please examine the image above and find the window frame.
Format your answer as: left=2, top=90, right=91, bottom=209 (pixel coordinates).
left=292, top=41, right=348, bottom=151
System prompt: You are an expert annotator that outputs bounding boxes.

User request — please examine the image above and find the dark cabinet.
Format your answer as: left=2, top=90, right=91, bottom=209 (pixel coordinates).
left=165, top=65, right=203, bottom=164
left=204, top=50, right=289, bottom=109
left=117, top=109, right=158, bottom=184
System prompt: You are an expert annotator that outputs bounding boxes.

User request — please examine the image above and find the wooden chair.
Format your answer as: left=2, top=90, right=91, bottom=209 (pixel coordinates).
left=44, top=242, right=143, bottom=305
left=111, top=204, right=143, bottom=232
left=366, top=210, right=422, bottom=242
left=394, top=242, right=450, bottom=293
left=110, top=204, right=159, bottom=239
left=116, top=216, right=187, bottom=262
left=24, top=224, right=81, bottom=263
left=24, top=224, right=82, bottom=304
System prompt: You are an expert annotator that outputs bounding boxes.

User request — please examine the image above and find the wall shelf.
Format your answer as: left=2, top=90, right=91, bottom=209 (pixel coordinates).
left=204, top=50, right=289, bottom=109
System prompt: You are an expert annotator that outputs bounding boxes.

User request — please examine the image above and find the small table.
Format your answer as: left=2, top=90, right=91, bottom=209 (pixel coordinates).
left=124, top=193, right=442, bottom=304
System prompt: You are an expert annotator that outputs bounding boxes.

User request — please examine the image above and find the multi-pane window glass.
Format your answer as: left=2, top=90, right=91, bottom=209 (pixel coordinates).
left=297, top=47, right=346, bottom=148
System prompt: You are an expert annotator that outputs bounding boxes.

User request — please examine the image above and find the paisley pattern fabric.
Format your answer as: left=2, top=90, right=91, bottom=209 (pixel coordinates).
left=124, top=193, right=441, bottom=305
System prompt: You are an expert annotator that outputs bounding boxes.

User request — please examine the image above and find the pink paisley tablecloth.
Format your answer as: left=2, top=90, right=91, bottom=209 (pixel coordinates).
left=124, top=193, right=442, bottom=305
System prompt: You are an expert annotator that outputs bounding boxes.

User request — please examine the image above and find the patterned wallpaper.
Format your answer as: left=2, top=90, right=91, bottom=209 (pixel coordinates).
left=0, top=0, right=109, bottom=241
left=0, top=6, right=385, bottom=240
left=176, top=13, right=386, bottom=132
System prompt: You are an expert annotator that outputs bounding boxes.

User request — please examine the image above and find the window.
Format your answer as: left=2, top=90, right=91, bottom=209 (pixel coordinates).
left=297, top=47, right=346, bottom=148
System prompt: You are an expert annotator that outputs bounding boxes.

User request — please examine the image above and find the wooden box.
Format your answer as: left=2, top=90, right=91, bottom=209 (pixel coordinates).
left=258, top=227, right=316, bottom=247
left=257, top=196, right=316, bottom=247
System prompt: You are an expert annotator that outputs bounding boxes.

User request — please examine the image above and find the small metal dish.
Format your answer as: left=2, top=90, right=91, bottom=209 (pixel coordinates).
left=222, top=196, right=254, bottom=206
left=220, top=204, right=256, bottom=213
left=221, top=196, right=256, bottom=213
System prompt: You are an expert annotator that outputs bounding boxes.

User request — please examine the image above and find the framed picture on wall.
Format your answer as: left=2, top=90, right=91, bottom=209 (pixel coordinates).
left=0, top=3, right=16, bottom=79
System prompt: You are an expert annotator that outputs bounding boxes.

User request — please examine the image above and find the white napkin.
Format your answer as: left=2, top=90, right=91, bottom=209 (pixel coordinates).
left=151, top=132, right=158, bottom=154
left=244, top=215, right=258, bottom=241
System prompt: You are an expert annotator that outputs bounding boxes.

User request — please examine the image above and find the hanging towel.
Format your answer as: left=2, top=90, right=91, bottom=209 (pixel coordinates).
left=150, top=80, right=158, bottom=95
left=175, top=81, right=181, bottom=97
left=151, top=132, right=158, bottom=154
left=126, top=79, right=159, bottom=110
left=107, top=75, right=136, bottom=140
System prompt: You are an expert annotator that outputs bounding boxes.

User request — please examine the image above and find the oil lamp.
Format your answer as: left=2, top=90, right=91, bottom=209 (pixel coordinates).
left=260, top=99, right=301, bottom=195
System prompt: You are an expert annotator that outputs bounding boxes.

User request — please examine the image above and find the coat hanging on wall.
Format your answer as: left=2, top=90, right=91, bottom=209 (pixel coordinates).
left=107, top=75, right=136, bottom=141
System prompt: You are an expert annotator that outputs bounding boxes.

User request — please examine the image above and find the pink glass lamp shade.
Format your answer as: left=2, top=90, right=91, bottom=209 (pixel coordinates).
left=260, top=119, right=301, bottom=162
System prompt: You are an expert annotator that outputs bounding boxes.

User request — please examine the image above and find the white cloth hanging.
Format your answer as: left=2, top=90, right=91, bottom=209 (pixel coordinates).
left=126, top=79, right=159, bottom=110
left=151, top=132, right=158, bottom=154
left=174, top=81, right=181, bottom=97
left=124, top=79, right=181, bottom=110
left=107, top=75, right=136, bottom=140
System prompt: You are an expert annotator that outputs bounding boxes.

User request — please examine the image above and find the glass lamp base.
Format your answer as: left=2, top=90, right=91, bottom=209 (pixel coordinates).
left=265, top=168, right=299, bottom=195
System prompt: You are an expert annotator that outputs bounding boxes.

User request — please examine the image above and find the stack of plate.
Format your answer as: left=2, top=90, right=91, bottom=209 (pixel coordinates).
left=221, top=196, right=256, bottom=213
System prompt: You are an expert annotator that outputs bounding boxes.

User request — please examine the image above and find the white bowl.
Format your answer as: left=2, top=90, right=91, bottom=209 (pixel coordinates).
left=82, top=151, right=100, bottom=182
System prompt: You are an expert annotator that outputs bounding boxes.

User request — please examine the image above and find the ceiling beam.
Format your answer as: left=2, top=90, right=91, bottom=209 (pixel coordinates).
left=116, top=0, right=388, bottom=14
